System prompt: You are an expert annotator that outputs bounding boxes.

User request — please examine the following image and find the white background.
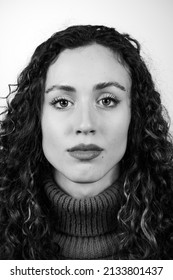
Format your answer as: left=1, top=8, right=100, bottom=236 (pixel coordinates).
left=0, top=0, right=173, bottom=131
left=0, top=260, right=173, bottom=280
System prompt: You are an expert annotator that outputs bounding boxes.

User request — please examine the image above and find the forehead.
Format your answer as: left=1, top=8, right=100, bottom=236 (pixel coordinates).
left=45, top=43, right=131, bottom=89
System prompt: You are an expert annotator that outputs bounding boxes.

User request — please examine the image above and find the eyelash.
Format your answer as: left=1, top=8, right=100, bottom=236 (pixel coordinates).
left=49, top=94, right=120, bottom=110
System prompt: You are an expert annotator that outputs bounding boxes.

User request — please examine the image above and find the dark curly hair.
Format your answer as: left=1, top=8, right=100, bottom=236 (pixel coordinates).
left=0, top=25, right=173, bottom=259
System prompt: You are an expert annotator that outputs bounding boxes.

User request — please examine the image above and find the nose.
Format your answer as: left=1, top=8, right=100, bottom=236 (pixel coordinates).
left=75, top=103, right=96, bottom=135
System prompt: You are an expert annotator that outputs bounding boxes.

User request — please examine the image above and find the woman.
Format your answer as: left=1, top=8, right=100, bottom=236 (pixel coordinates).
left=0, top=25, right=173, bottom=260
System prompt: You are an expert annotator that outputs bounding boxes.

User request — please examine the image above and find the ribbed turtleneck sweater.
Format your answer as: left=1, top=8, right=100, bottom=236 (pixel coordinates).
left=44, top=178, right=122, bottom=259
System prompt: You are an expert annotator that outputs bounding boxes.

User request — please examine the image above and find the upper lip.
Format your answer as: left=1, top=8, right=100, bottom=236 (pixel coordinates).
left=67, top=144, right=103, bottom=152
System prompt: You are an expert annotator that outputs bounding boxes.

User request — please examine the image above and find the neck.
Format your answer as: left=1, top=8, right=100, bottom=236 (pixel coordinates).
left=44, top=176, right=123, bottom=236
left=44, top=175, right=123, bottom=259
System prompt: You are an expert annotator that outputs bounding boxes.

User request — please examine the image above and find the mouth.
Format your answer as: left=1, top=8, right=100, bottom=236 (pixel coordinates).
left=67, top=144, right=103, bottom=160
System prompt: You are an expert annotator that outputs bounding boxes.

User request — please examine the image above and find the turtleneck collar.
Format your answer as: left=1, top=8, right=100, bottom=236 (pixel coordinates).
left=44, top=177, right=123, bottom=237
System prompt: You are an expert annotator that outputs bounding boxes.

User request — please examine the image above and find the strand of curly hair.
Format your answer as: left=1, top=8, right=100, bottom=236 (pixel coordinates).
left=0, top=25, right=173, bottom=259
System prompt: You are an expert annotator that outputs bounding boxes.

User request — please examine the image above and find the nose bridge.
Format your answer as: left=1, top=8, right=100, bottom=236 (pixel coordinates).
left=76, top=98, right=96, bottom=133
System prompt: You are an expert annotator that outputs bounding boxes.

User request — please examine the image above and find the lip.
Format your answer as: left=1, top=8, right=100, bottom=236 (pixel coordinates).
left=67, top=144, right=103, bottom=160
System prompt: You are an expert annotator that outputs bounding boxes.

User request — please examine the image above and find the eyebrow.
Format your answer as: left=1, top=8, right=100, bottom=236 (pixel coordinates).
left=94, top=81, right=126, bottom=92
left=45, top=84, right=76, bottom=94
left=45, top=81, right=126, bottom=94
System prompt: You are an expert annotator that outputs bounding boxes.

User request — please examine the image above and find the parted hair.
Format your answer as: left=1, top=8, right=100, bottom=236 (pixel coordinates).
left=0, top=25, right=173, bottom=259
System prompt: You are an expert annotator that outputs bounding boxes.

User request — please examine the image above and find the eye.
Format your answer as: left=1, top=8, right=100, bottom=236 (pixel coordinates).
left=50, top=97, right=73, bottom=109
left=97, top=94, right=120, bottom=108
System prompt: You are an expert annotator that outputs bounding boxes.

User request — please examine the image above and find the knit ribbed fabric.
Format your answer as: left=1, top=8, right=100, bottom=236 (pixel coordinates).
left=44, top=177, right=122, bottom=259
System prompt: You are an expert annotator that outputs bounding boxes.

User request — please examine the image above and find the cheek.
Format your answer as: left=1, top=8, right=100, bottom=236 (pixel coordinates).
left=104, top=109, right=131, bottom=150
left=41, top=111, right=64, bottom=156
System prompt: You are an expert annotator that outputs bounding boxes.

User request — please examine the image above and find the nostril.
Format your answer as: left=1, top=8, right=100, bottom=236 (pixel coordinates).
left=76, top=130, right=82, bottom=134
left=76, top=129, right=96, bottom=135
left=90, top=130, right=96, bottom=134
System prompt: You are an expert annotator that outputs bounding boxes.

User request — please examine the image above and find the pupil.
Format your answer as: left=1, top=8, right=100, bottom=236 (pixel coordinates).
left=103, top=98, right=111, bottom=105
left=60, top=100, right=68, bottom=107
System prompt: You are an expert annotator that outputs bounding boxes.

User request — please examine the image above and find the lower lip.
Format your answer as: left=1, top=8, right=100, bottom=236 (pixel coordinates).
left=68, top=150, right=102, bottom=160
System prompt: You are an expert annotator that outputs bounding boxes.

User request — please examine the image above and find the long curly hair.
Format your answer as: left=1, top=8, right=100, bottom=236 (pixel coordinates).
left=0, top=25, right=173, bottom=259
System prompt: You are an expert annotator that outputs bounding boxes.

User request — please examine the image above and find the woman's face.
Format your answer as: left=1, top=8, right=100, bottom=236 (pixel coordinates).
left=41, top=43, right=131, bottom=198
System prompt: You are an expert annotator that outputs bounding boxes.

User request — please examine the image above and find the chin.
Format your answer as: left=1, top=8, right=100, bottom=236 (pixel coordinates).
left=71, top=176, right=100, bottom=184
left=69, top=172, right=101, bottom=184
